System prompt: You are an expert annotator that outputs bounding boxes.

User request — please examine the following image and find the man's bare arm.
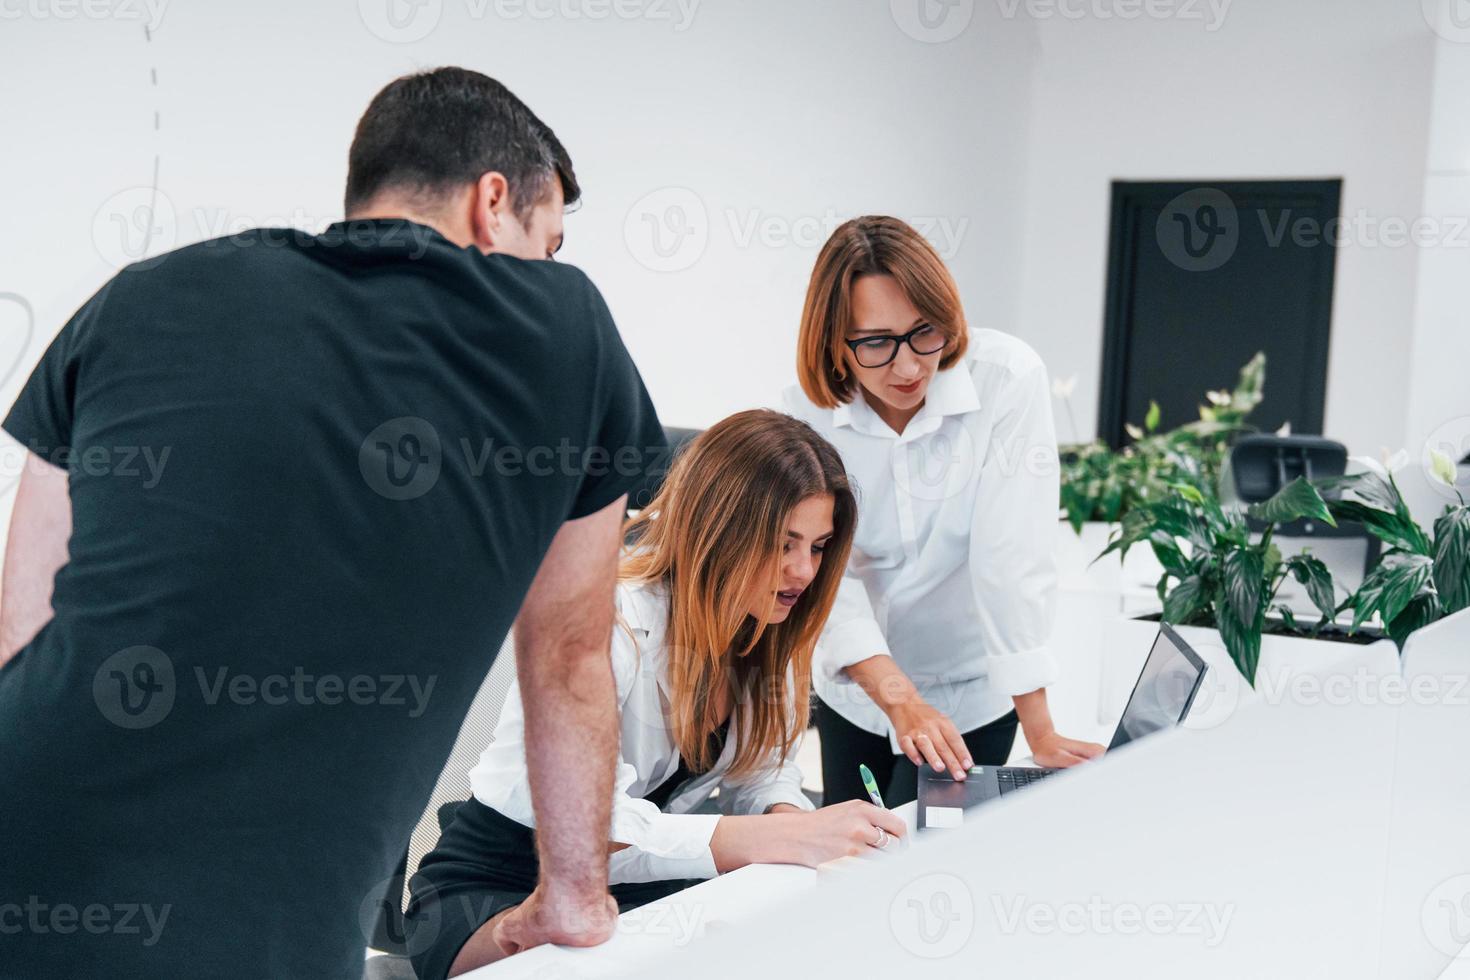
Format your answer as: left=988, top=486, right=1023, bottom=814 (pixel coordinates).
left=0, top=455, right=70, bottom=664
left=488, top=493, right=626, bottom=959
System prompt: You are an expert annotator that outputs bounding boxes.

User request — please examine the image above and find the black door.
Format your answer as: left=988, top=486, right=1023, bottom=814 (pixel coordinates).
left=1098, top=179, right=1341, bottom=448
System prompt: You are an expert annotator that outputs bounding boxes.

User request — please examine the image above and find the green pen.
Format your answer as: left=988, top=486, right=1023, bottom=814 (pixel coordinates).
left=859, top=763, right=886, bottom=808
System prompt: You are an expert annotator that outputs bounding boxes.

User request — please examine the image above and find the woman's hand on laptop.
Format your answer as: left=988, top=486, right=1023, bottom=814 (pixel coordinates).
left=1029, top=731, right=1105, bottom=768
left=890, top=699, right=973, bottom=778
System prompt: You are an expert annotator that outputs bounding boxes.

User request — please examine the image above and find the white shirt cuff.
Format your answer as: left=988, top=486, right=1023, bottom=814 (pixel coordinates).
left=985, top=644, right=1060, bottom=697
left=610, top=803, right=721, bottom=861
left=816, top=618, right=891, bottom=680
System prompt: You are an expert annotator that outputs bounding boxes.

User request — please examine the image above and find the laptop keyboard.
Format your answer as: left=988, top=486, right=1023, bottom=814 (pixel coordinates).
left=995, top=766, right=1058, bottom=795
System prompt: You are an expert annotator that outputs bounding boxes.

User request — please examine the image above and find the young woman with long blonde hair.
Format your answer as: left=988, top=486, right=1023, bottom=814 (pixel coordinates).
left=407, top=409, right=906, bottom=979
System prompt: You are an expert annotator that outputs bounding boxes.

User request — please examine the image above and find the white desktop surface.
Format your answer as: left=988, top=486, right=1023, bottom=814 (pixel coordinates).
left=469, top=640, right=1467, bottom=979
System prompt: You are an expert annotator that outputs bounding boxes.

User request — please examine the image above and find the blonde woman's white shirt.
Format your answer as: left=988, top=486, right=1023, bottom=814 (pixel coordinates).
left=782, top=328, right=1061, bottom=753
left=469, top=580, right=815, bottom=885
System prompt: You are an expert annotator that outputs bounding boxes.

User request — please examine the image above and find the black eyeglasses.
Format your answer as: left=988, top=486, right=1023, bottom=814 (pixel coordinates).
left=844, top=323, right=947, bottom=368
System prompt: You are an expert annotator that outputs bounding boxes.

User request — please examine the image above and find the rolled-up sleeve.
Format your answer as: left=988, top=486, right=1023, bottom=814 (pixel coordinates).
left=969, top=362, right=1060, bottom=696
left=812, top=572, right=892, bottom=681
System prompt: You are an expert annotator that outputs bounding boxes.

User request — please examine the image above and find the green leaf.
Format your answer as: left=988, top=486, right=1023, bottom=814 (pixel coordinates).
left=1248, top=477, right=1337, bottom=528
left=1150, top=531, right=1191, bottom=577
left=1170, top=482, right=1205, bottom=506
left=1328, top=500, right=1430, bottom=556
left=1223, top=547, right=1266, bottom=628
left=1316, top=472, right=1400, bottom=513
left=1162, top=574, right=1207, bottom=624
left=1351, top=551, right=1436, bottom=631
left=1432, top=505, right=1470, bottom=616
left=1284, top=554, right=1337, bottom=622
left=1387, top=594, right=1443, bottom=650
left=1145, top=400, right=1161, bottom=433
left=1216, top=599, right=1261, bottom=687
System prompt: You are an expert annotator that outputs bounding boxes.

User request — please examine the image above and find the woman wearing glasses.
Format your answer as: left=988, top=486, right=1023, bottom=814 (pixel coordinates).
left=784, top=216, right=1103, bottom=807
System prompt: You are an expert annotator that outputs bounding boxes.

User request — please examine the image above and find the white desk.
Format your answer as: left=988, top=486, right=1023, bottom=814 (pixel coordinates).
left=470, top=637, right=1470, bottom=978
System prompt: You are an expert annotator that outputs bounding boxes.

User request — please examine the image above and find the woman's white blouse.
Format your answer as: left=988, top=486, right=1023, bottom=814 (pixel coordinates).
left=782, top=328, right=1061, bottom=751
left=468, top=580, right=815, bottom=885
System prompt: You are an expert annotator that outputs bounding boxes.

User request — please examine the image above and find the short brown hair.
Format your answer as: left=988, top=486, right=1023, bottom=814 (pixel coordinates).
left=344, top=67, right=579, bottom=220
left=796, top=216, right=969, bottom=409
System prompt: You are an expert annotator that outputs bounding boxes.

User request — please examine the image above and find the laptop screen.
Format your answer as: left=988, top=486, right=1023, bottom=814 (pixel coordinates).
left=1108, top=625, right=1208, bottom=750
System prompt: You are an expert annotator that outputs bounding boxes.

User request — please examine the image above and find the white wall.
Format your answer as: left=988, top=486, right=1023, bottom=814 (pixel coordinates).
left=0, top=0, right=1459, bottom=546
left=1010, top=0, right=1438, bottom=454
left=1401, top=0, right=1470, bottom=524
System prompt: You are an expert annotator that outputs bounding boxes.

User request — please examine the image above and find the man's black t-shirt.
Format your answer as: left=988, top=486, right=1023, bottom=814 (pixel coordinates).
left=0, top=219, right=665, bottom=979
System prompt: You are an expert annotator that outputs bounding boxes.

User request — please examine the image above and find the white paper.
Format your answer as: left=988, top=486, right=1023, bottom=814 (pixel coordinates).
left=925, top=805, right=963, bottom=828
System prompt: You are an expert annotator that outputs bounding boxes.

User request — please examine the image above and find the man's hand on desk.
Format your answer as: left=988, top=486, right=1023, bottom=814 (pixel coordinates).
left=491, top=880, right=619, bottom=958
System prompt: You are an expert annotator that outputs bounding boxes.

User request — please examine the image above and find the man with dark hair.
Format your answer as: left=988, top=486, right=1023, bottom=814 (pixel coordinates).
left=0, top=67, right=661, bottom=978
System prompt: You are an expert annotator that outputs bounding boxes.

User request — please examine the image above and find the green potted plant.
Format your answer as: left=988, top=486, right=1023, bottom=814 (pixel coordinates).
left=1319, top=451, right=1469, bottom=648
left=1056, top=351, right=1266, bottom=534
left=1097, top=476, right=1396, bottom=688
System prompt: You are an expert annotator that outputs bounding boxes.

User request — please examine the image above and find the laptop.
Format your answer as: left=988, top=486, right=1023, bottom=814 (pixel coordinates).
left=917, top=623, right=1209, bottom=828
